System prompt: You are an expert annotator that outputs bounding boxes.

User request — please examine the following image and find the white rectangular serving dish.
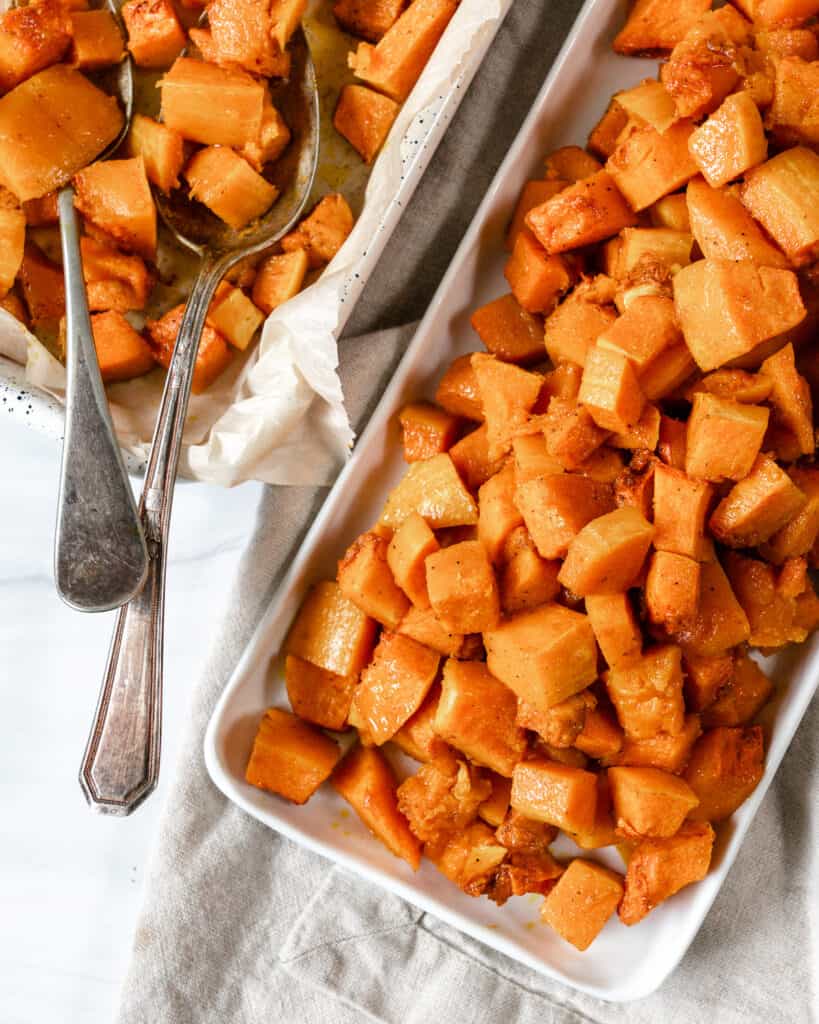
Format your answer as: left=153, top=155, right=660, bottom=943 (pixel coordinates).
left=205, top=0, right=819, bottom=1000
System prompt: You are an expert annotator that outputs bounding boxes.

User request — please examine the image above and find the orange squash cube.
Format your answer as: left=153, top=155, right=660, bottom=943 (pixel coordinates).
left=544, top=146, right=602, bottom=183
left=333, top=0, right=406, bottom=42
left=185, top=147, right=278, bottom=232
left=286, top=581, right=376, bottom=677
left=688, top=92, right=767, bottom=189
left=245, top=707, right=340, bottom=804
left=605, top=714, right=702, bottom=774
left=541, top=858, right=623, bottom=951
left=500, top=546, right=561, bottom=616
left=387, top=512, right=438, bottom=607
left=332, top=743, right=421, bottom=868
left=734, top=0, right=819, bottom=26
left=485, top=603, right=598, bottom=711
left=681, top=558, right=751, bottom=656
left=269, top=0, right=307, bottom=49
left=434, top=660, right=525, bottom=777
left=0, top=65, right=123, bottom=202
left=575, top=706, right=625, bottom=760
left=0, top=0, right=70, bottom=92
left=425, top=539, right=499, bottom=634
left=607, top=120, right=699, bottom=211
left=657, top=417, right=685, bottom=471
left=239, top=92, right=291, bottom=172
left=685, top=393, right=770, bottom=483
left=434, top=353, right=483, bottom=421
left=396, top=753, right=491, bottom=844
left=652, top=464, right=713, bottom=559
left=585, top=593, right=642, bottom=669
left=724, top=551, right=806, bottom=648
left=544, top=284, right=617, bottom=368
left=517, top=691, right=592, bottom=749
left=761, top=467, right=819, bottom=563
left=578, top=345, right=645, bottom=434
left=702, top=653, right=774, bottom=728
left=611, top=403, right=661, bottom=451
left=495, top=807, right=559, bottom=853
left=558, top=507, right=654, bottom=596
left=760, top=343, right=814, bottom=457
left=0, top=195, right=24, bottom=299
left=429, top=821, right=508, bottom=895
left=612, top=0, right=710, bottom=54
left=605, top=228, right=693, bottom=281
left=645, top=550, right=701, bottom=632
left=477, top=463, right=523, bottom=564
left=391, top=681, right=450, bottom=762
left=588, top=99, right=629, bottom=158
left=122, top=0, right=185, bottom=68
left=685, top=178, right=786, bottom=268
left=251, top=249, right=308, bottom=315
left=478, top=773, right=513, bottom=827
left=160, top=58, right=265, bottom=149
left=619, top=821, right=714, bottom=925
left=505, top=179, right=565, bottom=252
left=608, top=765, right=699, bottom=838
left=206, top=283, right=265, bottom=352
left=514, top=473, right=614, bottom=560
left=542, top=398, right=611, bottom=469
left=81, top=236, right=152, bottom=313
left=449, top=424, right=505, bottom=492
left=471, top=353, right=542, bottom=460
left=638, top=343, right=697, bottom=402
left=511, top=433, right=564, bottom=484
left=649, top=193, right=691, bottom=232
left=470, top=293, right=544, bottom=366
left=281, top=193, right=354, bottom=269
left=683, top=652, right=733, bottom=712
left=710, top=454, right=807, bottom=548
left=89, top=311, right=155, bottom=383
left=146, top=303, right=233, bottom=394
left=606, top=644, right=685, bottom=740
left=684, top=725, right=765, bottom=821
left=334, top=83, right=398, bottom=164
left=284, top=654, right=358, bottom=731
left=526, top=170, right=636, bottom=253
left=766, top=56, right=819, bottom=148
left=348, top=0, right=457, bottom=102
left=398, top=401, right=460, bottom=462
left=511, top=759, right=598, bottom=833
left=503, top=231, right=574, bottom=315
left=74, top=157, right=156, bottom=260
left=23, top=193, right=59, bottom=228
left=126, top=114, right=184, bottom=194
left=614, top=79, right=677, bottom=134
left=338, top=532, right=409, bottom=629
left=596, top=295, right=681, bottom=374
left=740, top=147, right=819, bottom=267
left=70, top=10, right=124, bottom=69
left=18, top=243, right=64, bottom=324
left=380, top=453, right=478, bottom=530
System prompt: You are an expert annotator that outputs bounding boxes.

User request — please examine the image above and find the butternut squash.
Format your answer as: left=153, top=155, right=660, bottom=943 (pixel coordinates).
left=541, top=859, right=623, bottom=951
left=89, top=311, right=155, bottom=383
left=251, top=249, right=308, bottom=315
left=245, top=707, right=340, bottom=804
left=281, top=193, right=354, bottom=268
left=74, top=157, right=156, bottom=260
left=425, top=539, right=500, bottom=633
left=334, top=83, right=398, bottom=164
left=684, top=725, right=764, bottom=822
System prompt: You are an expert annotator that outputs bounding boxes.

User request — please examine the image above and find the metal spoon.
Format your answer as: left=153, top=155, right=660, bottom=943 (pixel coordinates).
left=55, top=5, right=149, bottom=613
left=79, top=31, right=319, bottom=815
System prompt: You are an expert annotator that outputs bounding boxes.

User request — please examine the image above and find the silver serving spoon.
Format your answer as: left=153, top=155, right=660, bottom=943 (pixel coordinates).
left=79, top=30, right=319, bottom=815
left=55, top=5, right=149, bottom=613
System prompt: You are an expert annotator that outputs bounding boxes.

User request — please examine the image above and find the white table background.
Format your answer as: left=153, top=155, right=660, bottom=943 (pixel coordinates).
left=0, top=418, right=264, bottom=1024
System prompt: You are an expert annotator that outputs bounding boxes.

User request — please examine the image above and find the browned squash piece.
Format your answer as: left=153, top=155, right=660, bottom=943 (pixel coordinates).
left=606, top=645, right=685, bottom=740
left=74, top=157, right=156, bottom=260
left=568, top=775, right=619, bottom=849
left=606, top=120, right=699, bottom=211
left=544, top=146, right=602, bottom=183
left=575, top=706, right=624, bottom=760
left=514, top=473, right=614, bottom=560
left=281, top=193, right=354, bottom=269
left=688, top=92, right=767, bottom=189
left=596, top=295, right=681, bottom=375
left=146, top=304, right=233, bottom=394
left=252, top=250, right=309, bottom=315
left=396, top=753, right=491, bottom=844
left=761, top=468, right=819, bottom=563
left=544, top=281, right=617, bottom=368
left=686, top=369, right=773, bottom=405
left=588, top=99, right=628, bottom=159
left=511, top=433, right=563, bottom=485
left=425, top=539, right=499, bottom=634
left=245, top=707, right=340, bottom=804
left=287, top=580, right=376, bottom=677
left=504, top=230, right=574, bottom=315
left=334, top=83, right=399, bottom=164
left=89, top=311, right=155, bottom=383
left=614, top=79, right=677, bottom=134
left=485, top=603, right=598, bottom=711
left=684, top=725, right=764, bottom=822
left=380, top=453, right=478, bottom=530
left=284, top=653, right=358, bottom=731
left=398, top=401, right=460, bottom=462
left=645, top=550, right=701, bottom=632
left=639, top=343, right=697, bottom=402
left=605, top=714, right=702, bottom=774
left=0, top=192, right=24, bottom=298
left=701, top=653, right=773, bottom=728
left=240, top=91, right=291, bottom=172
left=649, top=193, right=691, bottom=232
left=81, top=237, right=152, bottom=314
left=674, top=259, right=805, bottom=372
left=470, top=353, right=542, bottom=461
left=269, top=0, right=306, bottom=49
left=185, top=147, right=278, bottom=231
left=505, top=180, right=565, bottom=252
left=70, top=10, right=124, bottom=69
left=23, top=193, right=59, bottom=228
left=511, top=759, right=597, bottom=834
left=740, top=147, right=819, bottom=267
left=334, top=0, right=406, bottom=42
left=338, top=532, right=410, bottom=629
left=476, top=463, right=521, bottom=565
left=735, top=0, right=819, bottom=27
left=724, top=551, right=806, bottom=648
left=683, top=652, right=733, bottom=712
left=518, top=691, right=593, bottom=749
left=428, top=821, right=508, bottom=895
left=434, top=353, right=483, bottom=421
left=387, top=511, right=438, bottom=607
left=478, top=773, right=512, bottom=827
left=604, top=227, right=693, bottom=282
left=685, top=178, right=789, bottom=267
left=332, top=743, right=421, bottom=868
left=541, top=858, right=623, bottom=951
left=0, top=0, right=70, bottom=92
left=611, top=403, right=661, bottom=452
left=685, top=393, right=769, bottom=482
left=350, top=631, right=439, bottom=745
left=578, top=345, right=645, bottom=434
left=612, top=0, right=710, bottom=55
left=160, top=58, right=265, bottom=149
left=760, top=343, right=814, bottom=457
left=391, top=681, right=450, bottom=762
left=470, top=293, right=544, bottom=366
left=495, top=807, right=558, bottom=854
left=658, top=416, right=687, bottom=470
left=126, top=114, right=184, bottom=194
left=18, top=243, right=64, bottom=324
left=585, top=593, right=642, bottom=669
left=608, top=765, right=699, bottom=839
left=619, top=821, right=714, bottom=925
left=558, top=507, right=654, bottom=596
left=0, top=66, right=123, bottom=202
left=526, top=171, right=636, bottom=254
left=542, top=399, right=611, bottom=469
left=122, top=0, right=185, bottom=68
left=710, top=454, right=807, bottom=548
left=652, top=463, right=713, bottom=560
left=766, top=57, right=819, bottom=147
left=500, top=545, right=561, bottom=616
left=348, top=0, right=457, bottom=102
left=679, top=557, right=751, bottom=656
left=207, top=283, right=264, bottom=352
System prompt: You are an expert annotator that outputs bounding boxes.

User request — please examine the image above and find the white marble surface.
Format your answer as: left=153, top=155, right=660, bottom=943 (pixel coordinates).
left=0, top=417, right=264, bottom=1024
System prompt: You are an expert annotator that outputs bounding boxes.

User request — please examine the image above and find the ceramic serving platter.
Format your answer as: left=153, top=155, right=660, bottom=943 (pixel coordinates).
left=204, top=0, right=819, bottom=999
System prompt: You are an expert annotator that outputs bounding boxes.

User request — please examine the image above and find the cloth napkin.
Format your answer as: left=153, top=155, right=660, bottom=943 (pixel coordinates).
left=116, top=2, right=819, bottom=1022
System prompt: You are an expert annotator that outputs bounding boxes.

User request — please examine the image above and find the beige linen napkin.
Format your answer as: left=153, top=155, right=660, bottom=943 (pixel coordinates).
left=116, top=2, right=819, bottom=1021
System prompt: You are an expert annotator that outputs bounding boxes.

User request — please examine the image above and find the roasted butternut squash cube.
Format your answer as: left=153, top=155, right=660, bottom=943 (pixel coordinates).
left=701, top=653, right=773, bottom=728
left=754, top=27, right=818, bottom=60
left=485, top=603, right=598, bottom=711
left=240, top=91, right=291, bottom=172
left=332, top=743, right=421, bottom=868
left=334, top=83, right=398, bottom=164
left=710, top=454, right=807, bottom=548
left=0, top=65, right=123, bottom=202
left=503, top=231, right=573, bottom=315
left=683, top=652, right=733, bottom=712
left=680, top=557, right=751, bottom=656
left=511, top=759, right=597, bottom=833
left=544, top=284, right=617, bottom=368
left=380, top=453, right=478, bottom=530
left=605, top=714, right=702, bottom=774
left=542, top=399, right=611, bottom=470
left=126, top=114, right=184, bottom=194
left=434, top=660, right=525, bottom=777
left=18, top=243, right=64, bottom=323
left=145, top=303, right=233, bottom=394
left=471, top=353, right=542, bottom=461
left=608, top=765, right=699, bottom=838
left=544, top=146, right=602, bottom=183
left=189, top=3, right=290, bottom=77
left=251, top=249, right=308, bottom=315
left=685, top=392, right=770, bottom=483
left=449, top=424, right=504, bottom=492
left=766, top=57, right=819, bottom=148
left=477, top=463, right=523, bottom=564
left=606, top=645, right=685, bottom=740
left=70, top=10, right=124, bottom=69
left=540, top=858, right=623, bottom=951
left=596, top=295, right=681, bottom=375
left=518, top=691, right=593, bottom=749
left=526, top=171, right=636, bottom=254
left=612, top=0, right=710, bottom=54
left=391, top=681, right=450, bottom=762
left=434, top=353, right=483, bottom=421
left=495, top=807, right=558, bottom=853
left=185, top=147, right=278, bottom=232
left=396, top=753, right=491, bottom=844
left=398, top=401, right=460, bottom=462
left=585, top=593, right=642, bottom=668
left=470, top=293, right=544, bottom=366
left=429, top=821, right=507, bottom=895
left=160, top=58, right=265, bottom=148
left=687, top=368, right=774, bottom=405
left=688, top=92, right=767, bottom=189
left=74, top=157, right=156, bottom=260
left=684, top=725, right=764, bottom=822
left=724, top=551, right=806, bottom=647
left=269, top=0, right=307, bottom=49
left=500, top=546, right=561, bottom=616
left=286, top=580, right=376, bottom=677
left=0, top=0, right=70, bottom=92
left=652, top=463, right=713, bottom=559
left=588, top=99, right=629, bottom=158
left=657, top=416, right=687, bottom=470
left=0, top=195, right=24, bottom=298
left=575, top=706, right=625, bottom=760
left=505, top=180, right=565, bottom=252
left=89, top=311, right=155, bottom=383
left=333, top=0, right=406, bottom=42
left=760, top=343, right=814, bottom=456
left=338, top=532, right=409, bottom=629
left=514, top=473, right=614, bottom=560
left=511, top=433, right=564, bottom=484
left=614, top=79, right=677, bottom=133
left=425, top=539, right=499, bottom=634
left=478, top=773, right=513, bottom=827
left=351, top=631, right=439, bottom=745
left=578, top=345, right=645, bottom=434
left=284, top=654, right=358, bottom=731
left=611, top=403, right=661, bottom=451
left=281, top=193, right=354, bottom=268
left=638, top=343, right=697, bottom=401
left=348, top=0, right=457, bottom=101
left=619, top=821, right=714, bottom=925
left=607, top=121, right=699, bottom=211
left=23, top=193, right=58, bottom=227
left=606, top=228, right=693, bottom=281
left=122, top=0, right=185, bottom=68
left=740, top=147, right=819, bottom=266
left=649, top=193, right=691, bottom=232
left=245, top=707, right=340, bottom=804
left=558, top=507, right=654, bottom=596
left=387, top=512, right=438, bottom=608
left=207, top=283, right=264, bottom=352
left=761, top=467, right=819, bottom=563
left=645, top=550, right=701, bottom=632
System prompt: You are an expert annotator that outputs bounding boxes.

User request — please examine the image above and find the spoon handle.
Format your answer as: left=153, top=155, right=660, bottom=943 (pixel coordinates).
left=55, top=187, right=149, bottom=612
left=79, top=254, right=229, bottom=815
